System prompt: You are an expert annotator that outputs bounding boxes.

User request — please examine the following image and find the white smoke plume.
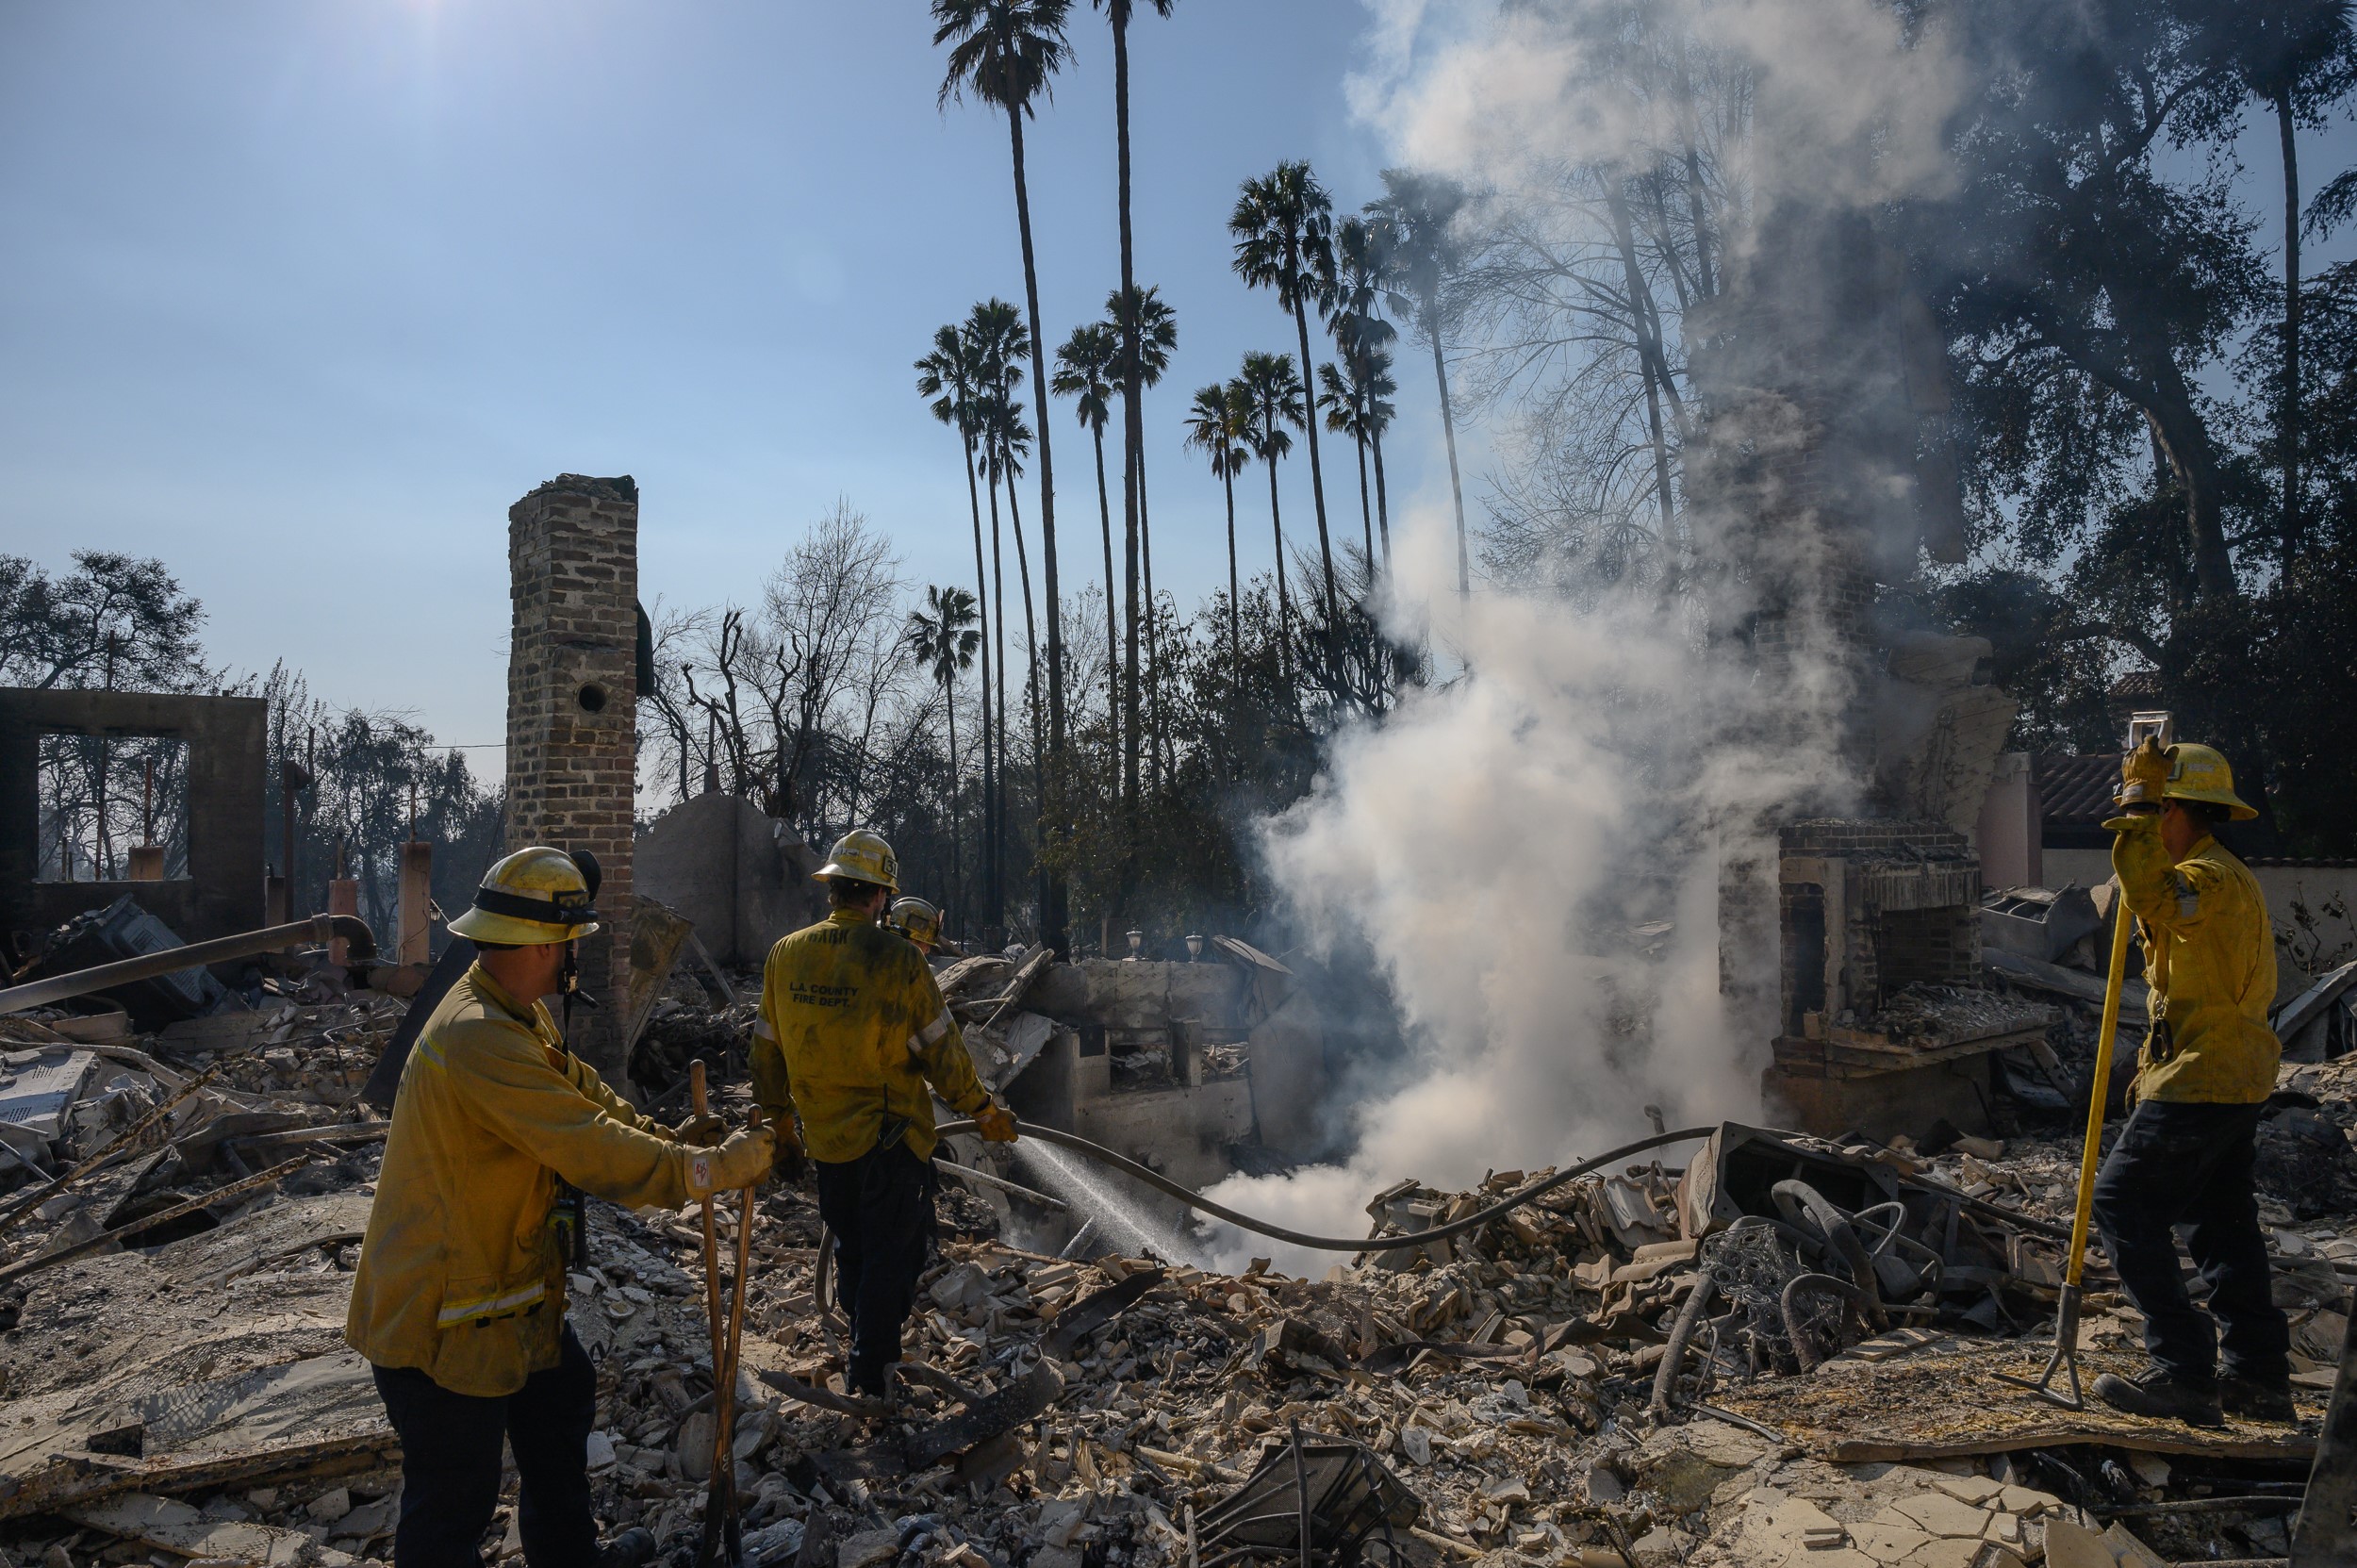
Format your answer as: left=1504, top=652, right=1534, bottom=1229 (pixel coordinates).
left=1352, top=0, right=1961, bottom=211
left=1195, top=0, right=1971, bottom=1275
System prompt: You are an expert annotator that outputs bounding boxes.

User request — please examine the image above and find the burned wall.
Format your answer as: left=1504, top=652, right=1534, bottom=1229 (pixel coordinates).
left=1776, top=818, right=1979, bottom=1036
left=504, top=474, right=638, bottom=1085
left=0, top=689, right=265, bottom=949
left=634, top=792, right=825, bottom=968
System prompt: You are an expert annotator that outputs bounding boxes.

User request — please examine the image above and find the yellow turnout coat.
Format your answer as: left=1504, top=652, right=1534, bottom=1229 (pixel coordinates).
left=2112, top=817, right=2282, bottom=1105
left=752, top=910, right=989, bottom=1164
left=346, top=964, right=694, bottom=1396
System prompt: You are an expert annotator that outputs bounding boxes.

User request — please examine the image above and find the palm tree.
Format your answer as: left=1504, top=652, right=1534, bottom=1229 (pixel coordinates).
left=1108, top=284, right=1178, bottom=784
left=915, top=323, right=999, bottom=931
left=904, top=586, right=981, bottom=927
left=1365, top=168, right=1471, bottom=592
left=1052, top=322, right=1123, bottom=741
left=934, top=0, right=1074, bottom=953
left=1231, top=162, right=1341, bottom=640
left=1235, top=350, right=1306, bottom=682
left=1182, top=380, right=1253, bottom=684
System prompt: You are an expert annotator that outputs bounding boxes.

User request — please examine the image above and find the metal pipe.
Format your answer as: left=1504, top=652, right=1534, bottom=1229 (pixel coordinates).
left=0, top=914, right=377, bottom=1015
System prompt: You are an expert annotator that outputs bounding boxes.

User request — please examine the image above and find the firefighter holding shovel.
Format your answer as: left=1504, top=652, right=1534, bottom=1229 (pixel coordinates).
left=349, top=848, right=774, bottom=1566
left=2086, top=739, right=2294, bottom=1427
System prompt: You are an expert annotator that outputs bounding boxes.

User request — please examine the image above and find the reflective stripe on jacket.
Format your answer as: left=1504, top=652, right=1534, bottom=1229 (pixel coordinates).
left=751, top=910, right=989, bottom=1164
left=2112, top=818, right=2282, bottom=1105
left=345, top=964, right=694, bottom=1396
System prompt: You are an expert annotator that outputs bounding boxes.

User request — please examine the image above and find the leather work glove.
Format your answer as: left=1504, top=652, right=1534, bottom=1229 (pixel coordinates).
left=688, top=1126, right=776, bottom=1196
left=2116, top=734, right=2170, bottom=813
left=771, top=1120, right=809, bottom=1183
left=973, top=1103, right=1019, bottom=1143
left=672, top=1112, right=727, bottom=1147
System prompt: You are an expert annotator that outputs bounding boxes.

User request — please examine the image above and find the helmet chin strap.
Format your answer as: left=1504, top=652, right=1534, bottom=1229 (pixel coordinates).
left=560, top=939, right=598, bottom=1015
left=559, top=845, right=604, bottom=1016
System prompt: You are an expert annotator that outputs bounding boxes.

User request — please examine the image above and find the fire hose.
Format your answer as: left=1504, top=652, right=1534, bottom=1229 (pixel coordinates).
left=807, top=1118, right=1713, bottom=1367
left=930, top=1117, right=1715, bottom=1252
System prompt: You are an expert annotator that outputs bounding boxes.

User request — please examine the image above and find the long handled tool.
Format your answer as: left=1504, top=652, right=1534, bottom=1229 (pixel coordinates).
left=1997, top=885, right=2136, bottom=1410
left=686, top=1058, right=734, bottom=1565
left=700, top=1107, right=762, bottom=1568
left=688, top=1062, right=727, bottom=1371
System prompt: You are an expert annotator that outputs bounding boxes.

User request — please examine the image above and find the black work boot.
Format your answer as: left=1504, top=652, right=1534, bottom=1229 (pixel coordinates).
left=2219, top=1374, right=2297, bottom=1424
left=597, top=1527, right=658, bottom=1568
left=2091, top=1367, right=2224, bottom=1427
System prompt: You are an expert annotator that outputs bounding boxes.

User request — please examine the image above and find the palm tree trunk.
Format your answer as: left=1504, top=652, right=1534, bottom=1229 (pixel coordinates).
left=964, top=436, right=997, bottom=941
left=1427, top=305, right=1468, bottom=594
left=1093, top=421, right=1119, bottom=748
left=1113, top=3, right=1142, bottom=909
left=1223, top=463, right=1241, bottom=691
left=986, top=461, right=1009, bottom=937
left=1264, top=438, right=1292, bottom=685
left=1291, top=300, right=1340, bottom=640
left=1137, top=441, right=1170, bottom=790
left=945, top=679, right=962, bottom=933
left=1371, top=422, right=1393, bottom=571
left=1354, top=425, right=1373, bottom=562
left=2278, top=89, right=2302, bottom=564
left=1003, top=103, right=1068, bottom=955
left=1010, top=467, right=1043, bottom=702
left=1005, top=444, right=1047, bottom=928
left=1121, top=437, right=1141, bottom=834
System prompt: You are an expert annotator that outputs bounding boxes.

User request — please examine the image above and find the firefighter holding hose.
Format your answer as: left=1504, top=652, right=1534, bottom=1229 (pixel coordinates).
left=348, top=848, right=774, bottom=1567
left=752, top=831, right=1016, bottom=1400
left=2088, top=740, right=2294, bottom=1427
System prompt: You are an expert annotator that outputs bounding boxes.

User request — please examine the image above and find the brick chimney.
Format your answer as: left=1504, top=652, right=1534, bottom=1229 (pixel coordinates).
left=504, top=474, right=638, bottom=1089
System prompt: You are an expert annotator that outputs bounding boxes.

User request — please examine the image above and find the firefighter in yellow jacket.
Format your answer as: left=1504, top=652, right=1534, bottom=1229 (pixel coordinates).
left=753, top=832, right=1015, bottom=1397
left=349, top=848, right=773, bottom=1567
left=2089, top=740, right=2293, bottom=1427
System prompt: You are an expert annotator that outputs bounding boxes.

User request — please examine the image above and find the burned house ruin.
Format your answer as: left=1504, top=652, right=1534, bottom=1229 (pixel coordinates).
left=1693, top=208, right=2053, bottom=1137
left=0, top=689, right=266, bottom=954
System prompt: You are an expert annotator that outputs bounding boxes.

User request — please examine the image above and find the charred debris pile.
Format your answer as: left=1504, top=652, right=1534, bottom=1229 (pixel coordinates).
left=0, top=947, right=2342, bottom=1568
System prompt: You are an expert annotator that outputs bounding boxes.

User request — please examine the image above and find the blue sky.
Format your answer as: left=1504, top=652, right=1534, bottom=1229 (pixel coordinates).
left=2, top=2, right=2351, bottom=762
left=0, top=0, right=1416, bottom=755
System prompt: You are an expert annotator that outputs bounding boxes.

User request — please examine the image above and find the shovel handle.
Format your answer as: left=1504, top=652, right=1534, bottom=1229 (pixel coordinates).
left=2067, top=893, right=2136, bottom=1289
left=688, top=1058, right=726, bottom=1387
left=706, top=1107, right=764, bottom=1558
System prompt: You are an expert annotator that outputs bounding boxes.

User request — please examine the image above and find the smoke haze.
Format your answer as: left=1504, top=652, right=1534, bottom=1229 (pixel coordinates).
left=1197, top=0, right=1972, bottom=1274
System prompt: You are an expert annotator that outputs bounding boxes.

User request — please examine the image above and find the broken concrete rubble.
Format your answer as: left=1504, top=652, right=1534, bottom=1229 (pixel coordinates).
left=0, top=956, right=2336, bottom=1568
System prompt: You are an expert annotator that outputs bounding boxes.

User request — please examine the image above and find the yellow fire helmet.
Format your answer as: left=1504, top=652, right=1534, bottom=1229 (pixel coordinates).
left=889, top=896, right=943, bottom=949
left=448, top=847, right=602, bottom=945
left=815, top=828, right=899, bottom=892
left=2164, top=742, right=2259, bottom=821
